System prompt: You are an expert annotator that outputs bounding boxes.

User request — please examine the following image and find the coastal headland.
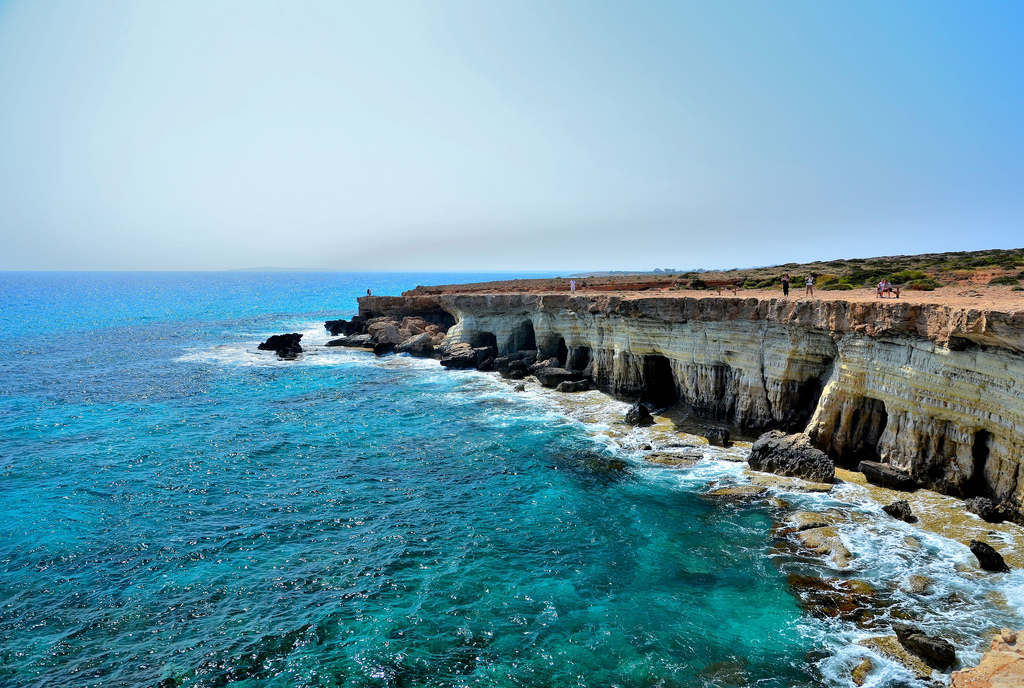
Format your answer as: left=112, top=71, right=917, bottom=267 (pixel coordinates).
left=353, top=284, right=1024, bottom=527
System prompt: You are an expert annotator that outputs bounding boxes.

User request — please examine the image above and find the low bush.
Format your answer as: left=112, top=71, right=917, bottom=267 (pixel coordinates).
left=988, top=275, right=1021, bottom=286
left=689, top=278, right=707, bottom=290
left=906, top=278, right=940, bottom=291
left=821, top=283, right=854, bottom=291
left=889, top=270, right=928, bottom=284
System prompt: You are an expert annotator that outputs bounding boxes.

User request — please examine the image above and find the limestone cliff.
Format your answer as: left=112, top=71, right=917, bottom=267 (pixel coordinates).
left=358, top=293, right=1024, bottom=521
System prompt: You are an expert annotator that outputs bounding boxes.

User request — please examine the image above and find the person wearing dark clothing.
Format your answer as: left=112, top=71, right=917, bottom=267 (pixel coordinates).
left=781, top=274, right=790, bottom=297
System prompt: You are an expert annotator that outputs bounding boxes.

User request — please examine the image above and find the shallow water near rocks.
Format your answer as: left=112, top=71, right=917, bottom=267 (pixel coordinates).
left=1, top=272, right=1022, bottom=688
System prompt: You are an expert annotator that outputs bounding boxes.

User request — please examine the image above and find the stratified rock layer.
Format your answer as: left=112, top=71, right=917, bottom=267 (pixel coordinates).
left=359, top=293, right=1024, bottom=522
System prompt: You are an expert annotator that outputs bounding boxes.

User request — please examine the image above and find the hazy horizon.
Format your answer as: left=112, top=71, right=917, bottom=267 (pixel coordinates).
left=2, top=1, right=1022, bottom=272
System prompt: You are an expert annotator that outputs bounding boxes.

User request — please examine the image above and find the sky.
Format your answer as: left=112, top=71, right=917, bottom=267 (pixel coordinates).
left=1, top=1, right=1022, bottom=272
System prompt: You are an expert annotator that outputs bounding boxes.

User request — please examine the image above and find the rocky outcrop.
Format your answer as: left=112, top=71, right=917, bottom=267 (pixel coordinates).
left=625, top=402, right=654, bottom=426
left=258, top=333, right=303, bottom=359
left=357, top=293, right=1024, bottom=523
left=324, top=315, right=448, bottom=357
left=893, top=623, right=957, bottom=671
left=748, top=431, right=834, bottom=483
left=858, top=461, right=919, bottom=492
left=953, top=628, right=1024, bottom=688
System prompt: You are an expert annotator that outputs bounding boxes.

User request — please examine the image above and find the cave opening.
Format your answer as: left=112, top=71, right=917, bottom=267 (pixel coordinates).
left=470, top=332, right=498, bottom=350
left=969, top=429, right=992, bottom=497
left=555, top=338, right=568, bottom=366
left=509, top=320, right=536, bottom=353
left=828, top=397, right=888, bottom=466
left=567, top=346, right=591, bottom=372
left=642, top=354, right=679, bottom=408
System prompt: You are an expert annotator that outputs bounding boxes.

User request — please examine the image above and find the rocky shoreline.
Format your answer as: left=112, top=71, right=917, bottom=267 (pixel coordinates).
left=307, top=289, right=1024, bottom=685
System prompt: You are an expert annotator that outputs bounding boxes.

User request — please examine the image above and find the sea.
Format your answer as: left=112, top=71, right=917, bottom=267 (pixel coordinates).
left=1, top=271, right=1022, bottom=688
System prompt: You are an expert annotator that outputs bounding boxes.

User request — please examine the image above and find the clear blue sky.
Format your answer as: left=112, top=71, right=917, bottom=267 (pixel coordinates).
left=1, top=1, right=1022, bottom=271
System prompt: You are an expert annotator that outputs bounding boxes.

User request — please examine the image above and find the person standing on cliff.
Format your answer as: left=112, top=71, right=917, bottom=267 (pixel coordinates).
left=805, top=275, right=814, bottom=296
left=367, top=289, right=371, bottom=296
left=570, top=279, right=576, bottom=293
left=782, top=274, right=790, bottom=297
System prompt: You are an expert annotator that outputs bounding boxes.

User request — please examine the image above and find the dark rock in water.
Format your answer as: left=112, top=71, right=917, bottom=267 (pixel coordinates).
left=625, top=401, right=654, bottom=426
left=477, top=357, right=495, bottom=372
left=326, top=334, right=373, bottom=348
left=748, top=431, right=834, bottom=483
left=501, top=360, right=528, bottom=379
left=970, top=540, right=1011, bottom=572
left=705, top=426, right=731, bottom=447
left=257, top=333, right=303, bottom=359
left=512, top=383, right=526, bottom=392
left=555, top=379, right=590, bottom=393
left=882, top=500, right=917, bottom=523
left=892, top=623, right=957, bottom=670
left=492, top=356, right=510, bottom=372
left=440, top=344, right=478, bottom=369
left=640, top=443, right=652, bottom=451
left=518, top=350, right=538, bottom=366
left=325, top=315, right=366, bottom=336
left=534, top=367, right=584, bottom=388
left=373, top=341, right=395, bottom=357
left=965, top=497, right=1007, bottom=523
left=786, top=574, right=876, bottom=624
left=858, top=461, right=918, bottom=491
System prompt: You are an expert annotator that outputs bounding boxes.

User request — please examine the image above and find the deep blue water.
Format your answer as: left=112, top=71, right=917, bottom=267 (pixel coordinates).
left=0, top=272, right=852, bottom=687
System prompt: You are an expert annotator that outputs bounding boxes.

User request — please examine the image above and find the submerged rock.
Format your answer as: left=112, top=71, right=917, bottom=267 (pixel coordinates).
left=786, top=511, right=832, bottom=531
left=882, top=499, right=917, bottom=523
left=858, top=461, right=919, bottom=491
left=952, top=628, right=1024, bottom=688
left=748, top=431, right=834, bottom=483
left=624, top=401, right=654, bottom=426
left=788, top=574, right=875, bottom=623
left=892, top=622, right=957, bottom=670
left=851, top=657, right=873, bottom=686
left=645, top=451, right=702, bottom=468
left=858, top=636, right=933, bottom=680
left=970, top=540, right=1011, bottom=572
left=706, top=485, right=769, bottom=501
left=794, top=526, right=854, bottom=569
left=257, top=333, right=303, bottom=359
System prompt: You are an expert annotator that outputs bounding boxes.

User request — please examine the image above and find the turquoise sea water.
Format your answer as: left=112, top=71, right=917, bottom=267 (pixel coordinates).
left=2, top=273, right=1022, bottom=688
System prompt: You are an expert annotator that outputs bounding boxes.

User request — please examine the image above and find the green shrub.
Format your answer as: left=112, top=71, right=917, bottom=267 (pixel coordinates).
left=742, top=280, right=759, bottom=289
left=906, top=278, right=940, bottom=291
left=754, top=278, right=777, bottom=289
left=689, top=278, right=707, bottom=290
left=988, top=275, right=1021, bottom=286
left=821, top=283, right=854, bottom=290
left=889, top=270, right=928, bottom=284
left=1013, top=285, right=1024, bottom=292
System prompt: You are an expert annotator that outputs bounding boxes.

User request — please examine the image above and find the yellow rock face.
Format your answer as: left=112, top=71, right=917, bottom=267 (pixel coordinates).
left=952, top=631, right=1024, bottom=688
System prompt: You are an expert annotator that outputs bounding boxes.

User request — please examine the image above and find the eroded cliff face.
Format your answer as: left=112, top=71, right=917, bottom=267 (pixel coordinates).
left=359, top=293, right=1024, bottom=519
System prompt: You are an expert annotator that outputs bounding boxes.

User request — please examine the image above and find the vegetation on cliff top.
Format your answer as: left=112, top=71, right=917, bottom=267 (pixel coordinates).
left=405, top=248, right=1024, bottom=295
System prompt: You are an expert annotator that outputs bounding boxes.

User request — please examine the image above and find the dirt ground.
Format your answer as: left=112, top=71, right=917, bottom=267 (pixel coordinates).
left=412, top=281, right=1024, bottom=313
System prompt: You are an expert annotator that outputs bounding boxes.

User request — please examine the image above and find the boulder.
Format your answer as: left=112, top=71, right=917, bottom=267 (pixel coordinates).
left=882, top=500, right=917, bottom=523
left=257, top=333, right=303, bottom=359
left=646, top=451, right=702, bottom=468
left=477, top=357, right=495, bottom=372
left=748, top=431, right=834, bottom=483
left=952, top=628, right=1024, bottom=688
left=705, top=426, right=731, bottom=447
left=530, top=357, right=561, bottom=374
left=786, top=511, right=832, bottom=532
left=372, top=341, right=395, bottom=356
left=625, top=402, right=654, bottom=426
left=794, top=526, right=854, bottom=568
left=502, top=361, right=529, bottom=379
left=473, top=346, right=497, bottom=367
left=858, top=636, right=932, bottom=680
left=325, top=315, right=365, bottom=336
left=970, top=540, right=1011, bottom=572
left=440, top=343, right=478, bottom=369
left=534, top=367, right=584, bottom=388
left=892, top=622, right=957, bottom=670
left=376, top=325, right=404, bottom=346
left=395, top=332, right=434, bottom=356
left=326, top=334, right=373, bottom=348
left=512, top=383, right=526, bottom=392
left=555, top=379, right=590, bottom=393
left=858, top=461, right=918, bottom=491
left=965, top=497, right=1008, bottom=523
left=491, top=356, right=511, bottom=372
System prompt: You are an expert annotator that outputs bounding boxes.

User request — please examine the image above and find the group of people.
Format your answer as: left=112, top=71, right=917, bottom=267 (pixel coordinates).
left=569, top=279, right=587, bottom=292
left=876, top=279, right=900, bottom=298
left=780, top=274, right=815, bottom=297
